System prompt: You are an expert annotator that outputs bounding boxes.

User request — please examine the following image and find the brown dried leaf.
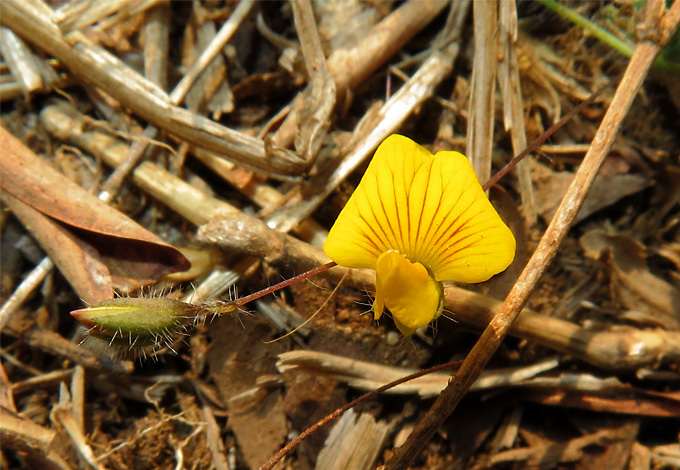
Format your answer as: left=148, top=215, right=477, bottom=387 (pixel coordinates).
left=315, top=0, right=384, bottom=53
left=504, top=421, right=639, bottom=470
left=229, top=386, right=287, bottom=470
left=523, top=388, right=680, bottom=418
left=569, top=419, right=639, bottom=470
left=205, top=314, right=288, bottom=470
left=1, top=192, right=112, bottom=304
left=0, top=126, right=190, bottom=300
left=282, top=373, right=346, bottom=467
left=580, top=230, right=680, bottom=330
left=532, top=160, right=649, bottom=224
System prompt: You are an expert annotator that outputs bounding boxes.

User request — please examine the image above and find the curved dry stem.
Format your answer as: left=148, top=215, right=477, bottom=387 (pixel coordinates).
left=198, top=211, right=680, bottom=371
left=0, top=0, right=304, bottom=179
left=383, top=2, right=680, bottom=469
left=260, top=360, right=462, bottom=470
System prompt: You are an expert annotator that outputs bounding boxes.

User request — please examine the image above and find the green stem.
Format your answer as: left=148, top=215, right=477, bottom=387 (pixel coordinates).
left=537, top=0, right=680, bottom=73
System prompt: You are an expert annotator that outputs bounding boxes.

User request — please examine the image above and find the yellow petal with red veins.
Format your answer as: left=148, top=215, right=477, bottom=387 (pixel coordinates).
left=323, top=134, right=515, bottom=283
left=324, top=135, right=430, bottom=269
left=373, top=251, right=443, bottom=336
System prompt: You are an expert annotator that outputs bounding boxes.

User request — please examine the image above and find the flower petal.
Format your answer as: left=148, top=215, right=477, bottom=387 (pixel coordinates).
left=324, top=134, right=515, bottom=284
left=323, top=134, right=431, bottom=269
left=419, top=153, right=516, bottom=283
left=374, top=250, right=443, bottom=335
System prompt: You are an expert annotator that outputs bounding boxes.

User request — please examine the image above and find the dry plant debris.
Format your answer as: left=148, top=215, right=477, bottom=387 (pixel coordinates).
left=1, top=1, right=679, bottom=470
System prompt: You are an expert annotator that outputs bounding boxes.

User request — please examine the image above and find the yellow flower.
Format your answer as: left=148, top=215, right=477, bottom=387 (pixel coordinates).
left=324, top=134, right=516, bottom=335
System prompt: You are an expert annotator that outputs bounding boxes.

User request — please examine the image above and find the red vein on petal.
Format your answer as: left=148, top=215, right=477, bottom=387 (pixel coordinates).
left=390, top=167, right=406, bottom=254
left=377, top=177, right=402, bottom=253
left=365, top=172, right=399, bottom=250
left=430, top=219, right=505, bottom=263
left=418, top=169, right=456, bottom=260
left=404, top=159, right=413, bottom=255
left=357, top=211, right=388, bottom=254
left=413, top=163, right=432, bottom=261
left=427, top=197, right=476, bottom=252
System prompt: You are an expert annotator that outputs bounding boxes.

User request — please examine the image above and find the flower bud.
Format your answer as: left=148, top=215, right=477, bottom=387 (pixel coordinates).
left=71, top=297, right=202, bottom=349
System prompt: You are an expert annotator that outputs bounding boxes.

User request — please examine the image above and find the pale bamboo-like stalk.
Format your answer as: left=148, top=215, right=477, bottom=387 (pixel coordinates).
left=289, top=0, right=335, bottom=164
left=170, top=0, right=254, bottom=105
left=384, top=2, right=680, bottom=469
left=197, top=207, right=680, bottom=372
left=466, top=0, right=498, bottom=185
left=498, top=0, right=537, bottom=224
left=265, top=0, right=470, bottom=233
left=142, top=4, right=170, bottom=91
left=0, top=257, right=53, bottom=332
left=0, top=27, right=43, bottom=94
left=0, top=0, right=305, bottom=179
left=0, top=407, right=70, bottom=470
left=272, top=0, right=450, bottom=148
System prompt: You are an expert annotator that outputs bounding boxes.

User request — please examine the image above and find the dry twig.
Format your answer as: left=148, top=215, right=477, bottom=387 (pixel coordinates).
left=383, top=3, right=680, bottom=468
left=198, top=211, right=680, bottom=371
left=0, top=0, right=305, bottom=179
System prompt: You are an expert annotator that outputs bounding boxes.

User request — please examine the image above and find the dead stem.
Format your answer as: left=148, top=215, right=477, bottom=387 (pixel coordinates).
left=0, top=257, right=53, bottom=331
left=467, top=0, right=497, bottom=184
left=265, top=1, right=470, bottom=233
left=169, top=0, right=254, bottom=106
left=383, top=3, right=680, bottom=469
left=0, top=0, right=305, bottom=179
left=498, top=0, right=537, bottom=223
left=1, top=325, right=134, bottom=373
left=260, top=360, right=463, bottom=470
left=272, top=0, right=450, bottom=148
left=482, top=86, right=608, bottom=192
left=290, top=0, right=335, bottom=165
left=0, top=407, right=71, bottom=470
left=198, top=209, right=680, bottom=371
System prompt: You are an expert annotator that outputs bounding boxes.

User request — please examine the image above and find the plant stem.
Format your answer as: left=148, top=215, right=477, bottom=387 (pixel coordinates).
left=216, top=261, right=337, bottom=314
left=538, top=0, right=680, bottom=73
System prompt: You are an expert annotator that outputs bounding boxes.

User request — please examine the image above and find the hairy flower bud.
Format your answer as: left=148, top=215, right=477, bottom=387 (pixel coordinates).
left=71, top=297, right=203, bottom=350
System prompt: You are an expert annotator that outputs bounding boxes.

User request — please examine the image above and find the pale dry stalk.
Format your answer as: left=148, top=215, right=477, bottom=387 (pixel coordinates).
left=498, top=0, right=537, bottom=223
left=265, top=0, right=471, bottom=233
left=272, top=0, right=450, bottom=148
left=383, top=2, right=680, bottom=469
left=197, top=210, right=680, bottom=371
left=290, top=0, right=335, bottom=164
left=467, top=0, right=497, bottom=184
left=0, top=0, right=304, bottom=179
left=169, top=0, right=255, bottom=106
left=0, top=407, right=70, bottom=470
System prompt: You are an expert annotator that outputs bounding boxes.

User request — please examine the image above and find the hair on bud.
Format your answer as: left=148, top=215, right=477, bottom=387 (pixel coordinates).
left=71, top=297, right=204, bottom=351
